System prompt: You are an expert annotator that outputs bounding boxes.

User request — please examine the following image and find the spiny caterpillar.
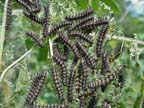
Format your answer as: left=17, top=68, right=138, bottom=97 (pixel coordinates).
left=78, top=18, right=109, bottom=30
left=16, top=0, right=32, bottom=12
left=69, top=16, right=94, bottom=31
left=88, top=65, right=126, bottom=88
left=96, top=25, right=109, bottom=57
left=23, top=10, right=44, bottom=24
left=26, top=31, right=44, bottom=47
left=108, top=47, right=122, bottom=63
left=101, top=51, right=111, bottom=74
left=18, top=4, right=128, bottom=107
left=75, top=69, right=81, bottom=94
left=68, top=31, right=93, bottom=44
left=53, top=45, right=67, bottom=61
left=24, top=71, right=47, bottom=107
left=52, top=64, right=64, bottom=101
left=59, top=32, right=80, bottom=58
left=80, top=58, right=88, bottom=91
left=43, top=5, right=50, bottom=37
left=67, top=58, right=77, bottom=102
left=53, top=55, right=67, bottom=86
left=65, top=8, right=94, bottom=21
left=77, top=42, right=96, bottom=69
left=46, top=22, right=72, bottom=36
left=16, top=0, right=41, bottom=13
left=31, top=0, right=41, bottom=13
left=5, top=0, right=12, bottom=30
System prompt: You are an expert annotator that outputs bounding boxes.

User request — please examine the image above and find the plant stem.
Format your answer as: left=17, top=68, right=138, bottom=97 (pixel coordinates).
left=0, top=0, right=9, bottom=71
left=0, top=48, right=32, bottom=83
left=107, top=35, right=144, bottom=46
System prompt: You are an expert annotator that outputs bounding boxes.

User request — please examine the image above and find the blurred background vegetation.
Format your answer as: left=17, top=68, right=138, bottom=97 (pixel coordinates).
left=0, top=0, right=144, bottom=108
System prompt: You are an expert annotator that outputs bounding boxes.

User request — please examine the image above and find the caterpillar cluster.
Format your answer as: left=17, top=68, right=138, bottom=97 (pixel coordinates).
left=77, top=42, right=96, bottom=69
left=14, top=2, right=127, bottom=107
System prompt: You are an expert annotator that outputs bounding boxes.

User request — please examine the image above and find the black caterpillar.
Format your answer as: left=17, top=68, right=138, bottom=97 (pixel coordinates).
left=46, top=22, right=72, bottom=36
left=53, top=45, right=67, bottom=61
left=23, top=10, right=45, bottom=24
left=5, top=0, right=12, bottom=30
left=16, top=0, right=32, bottom=12
left=101, top=51, right=111, bottom=74
left=65, top=8, right=94, bottom=21
left=26, top=31, right=44, bottom=47
left=69, top=16, right=94, bottom=31
left=96, top=25, right=109, bottom=57
left=67, top=58, right=77, bottom=102
left=24, top=71, right=47, bottom=107
left=53, top=54, right=67, bottom=86
left=80, top=58, right=88, bottom=92
left=68, top=31, right=93, bottom=44
left=88, top=65, right=126, bottom=88
left=77, top=42, right=96, bottom=69
left=52, top=64, right=65, bottom=101
left=16, top=0, right=41, bottom=13
left=78, top=18, right=109, bottom=31
left=59, top=32, right=80, bottom=58
left=75, top=68, right=81, bottom=94
left=108, top=47, right=122, bottom=62
left=43, top=5, right=50, bottom=37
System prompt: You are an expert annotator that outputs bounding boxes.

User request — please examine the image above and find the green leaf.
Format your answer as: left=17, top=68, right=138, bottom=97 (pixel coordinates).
left=133, top=79, right=144, bottom=108
left=37, top=45, right=48, bottom=61
left=25, top=39, right=34, bottom=50
left=75, top=0, right=89, bottom=9
left=100, top=0, right=121, bottom=12
left=91, top=0, right=99, bottom=11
